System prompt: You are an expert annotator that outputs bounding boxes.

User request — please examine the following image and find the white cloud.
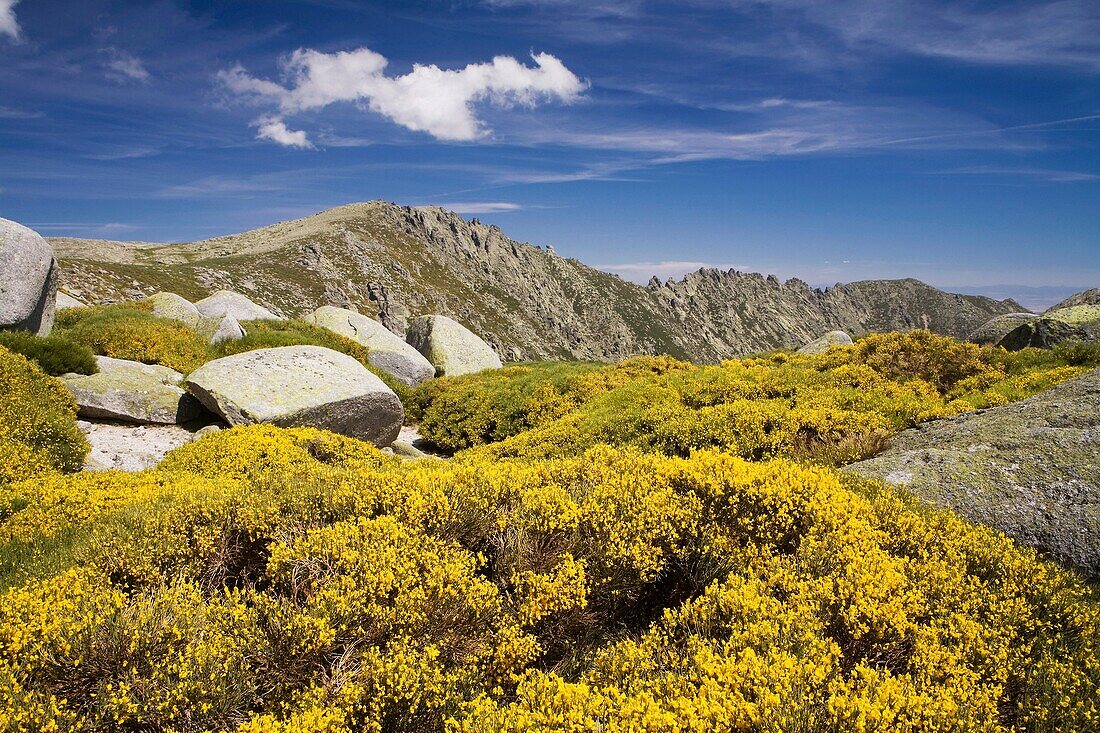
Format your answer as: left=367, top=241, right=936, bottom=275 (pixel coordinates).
left=0, top=0, right=21, bottom=41
left=220, top=47, right=587, bottom=146
left=104, top=48, right=151, bottom=82
left=254, top=116, right=313, bottom=149
left=436, top=202, right=523, bottom=214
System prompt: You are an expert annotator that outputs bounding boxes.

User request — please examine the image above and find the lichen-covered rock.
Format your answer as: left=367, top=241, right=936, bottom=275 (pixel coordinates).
left=63, top=356, right=205, bottom=424
left=207, top=314, right=245, bottom=345
left=406, top=315, right=502, bottom=377
left=847, top=367, right=1100, bottom=577
left=796, top=330, right=853, bottom=354
left=147, top=292, right=202, bottom=327
left=184, top=345, right=403, bottom=446
left=56, top=291, right=87, bottom=310
left=304, top=305, right=434, bottom=386
left=999, top=305, right=1100, bottom=350
left=195, top=290, right=280, bottom=321
left=967, top=312, right=1038, bottom=346
left=1, top=217, right=58, bottom=336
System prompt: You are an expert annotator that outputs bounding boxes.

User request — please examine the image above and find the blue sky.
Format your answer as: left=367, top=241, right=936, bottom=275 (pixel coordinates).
left=1, top=0, right=1098, bottom=308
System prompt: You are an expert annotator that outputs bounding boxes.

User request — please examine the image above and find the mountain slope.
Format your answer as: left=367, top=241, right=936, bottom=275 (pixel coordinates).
left=53, top=201, right=1022, bottom=362
left=1047, top=288, right=1100, bottom=313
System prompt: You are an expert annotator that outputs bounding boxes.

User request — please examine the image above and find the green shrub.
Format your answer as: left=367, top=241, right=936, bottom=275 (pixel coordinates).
left=415, top=333, right=1096, bottom=464
left=0, top=346, right=88, bottom=484
left=218, top=319, right=413, bottom=407
left=55, top=304, right=211, bottom=373
left=0, top=330, right=98, bottom=376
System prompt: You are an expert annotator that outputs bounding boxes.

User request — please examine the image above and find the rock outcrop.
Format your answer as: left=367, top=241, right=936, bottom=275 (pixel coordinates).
left=999, top=305, right=1100, bottom=350
left=797, top=330, right=853, bottom=354
left=406, top=315, right=503, bottom=377
left=63, top=356, right=205, bottom=424
left=1047, top=288, right=1100, bottom=312
left=1, top=218, right=58, bottom=336
left=51, top=202, right=1024, bottom=361
left=304, top=305, right=434, bottom=386
left=847, top=367, right=1100, bottom=578
left=967, top=312, right=1038, bottom=346
left=184, top=346, right=403, bottom=446
left=195, top=290, right=280, bottom=322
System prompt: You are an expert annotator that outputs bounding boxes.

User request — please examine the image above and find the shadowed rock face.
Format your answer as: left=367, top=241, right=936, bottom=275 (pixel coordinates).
left=184, top=345, right=404, bottom=446
left=1, top=218, right=58, bottom=336
left=847, top=368, right=1100, bottom=578
left=52, top=201, right=1022, bottom=362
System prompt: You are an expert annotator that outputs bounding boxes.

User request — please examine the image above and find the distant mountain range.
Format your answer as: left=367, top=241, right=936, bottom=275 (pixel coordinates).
left=53, top=201, right=1025, bottom=362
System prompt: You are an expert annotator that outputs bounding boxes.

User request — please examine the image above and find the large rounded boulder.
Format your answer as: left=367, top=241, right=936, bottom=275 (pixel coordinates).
left=63, top=356, right=206, bottom=425
left=796, top=330, right=853, bottom=354
left=304, top=305, right=434, bottom=386
left=183, top=345, right=403, bottom=446
left=0, top=218, right=58, bottom=336
left=195, top=290, right=281, bottom=322
left=147, top=292, right=202, bottom=327
left=405, top=315, right=502, bottom=377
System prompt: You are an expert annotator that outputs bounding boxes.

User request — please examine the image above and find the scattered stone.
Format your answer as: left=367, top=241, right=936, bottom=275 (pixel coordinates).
left=56, top=291, right=87, bottom=310
left=63, top=356, right=206, bottom=424
left=967, top=313, right=1038, bottom=346
left=797, top=330, right=853, bottom=354
left=0, top=217, right=58, bottom=336
left=304, top=305, right=435, bottom=386
left=405, top=315, right=502, bottom=377
left=147, top=292, right=202, bottom=327
left=195, top=290, right=281, bottom=321
left=847, top=367, right=1100, bottom=578
left=184, top=345, right=404, bottom=446
left=191, top=424, right=223, bottom=441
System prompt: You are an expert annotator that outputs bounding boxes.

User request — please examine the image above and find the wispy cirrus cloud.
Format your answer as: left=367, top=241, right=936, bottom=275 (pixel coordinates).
left=219, top=47, right=587, bottom=147
left=0, top=0, right=20, bottom=41
left=932, top=166, right=1100, bottom=183
left=434, top=201, right=523, bottom=214
left=103, top=48, right=151, bottom=83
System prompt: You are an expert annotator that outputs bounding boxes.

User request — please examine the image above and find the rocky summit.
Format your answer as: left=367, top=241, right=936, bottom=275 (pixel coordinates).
left=52, top=202, right=1023, bottom=362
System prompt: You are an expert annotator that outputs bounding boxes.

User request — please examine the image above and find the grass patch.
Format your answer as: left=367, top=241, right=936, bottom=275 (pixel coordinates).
left=0, top=330, right=98, bottom=376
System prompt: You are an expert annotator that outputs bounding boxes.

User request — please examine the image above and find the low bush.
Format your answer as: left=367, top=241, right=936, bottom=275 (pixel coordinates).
left=0, top=330, right=98, bottom=376
left=0, top=426, right=1096, bottom=730
left=55, top=304, right=212, bottom=373
left=0, top=346, right=88, bottom=486
left=413, top=332, right=1100, bottom=464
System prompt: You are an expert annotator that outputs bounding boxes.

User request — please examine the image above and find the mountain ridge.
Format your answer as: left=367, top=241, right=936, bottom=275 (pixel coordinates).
left=52, top=201, right=1023, bottom=362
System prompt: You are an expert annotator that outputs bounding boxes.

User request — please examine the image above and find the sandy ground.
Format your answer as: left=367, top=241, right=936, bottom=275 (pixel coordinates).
left=79, top=421, right=443, bottom=473
left=80, top=420, right=204, bottom=472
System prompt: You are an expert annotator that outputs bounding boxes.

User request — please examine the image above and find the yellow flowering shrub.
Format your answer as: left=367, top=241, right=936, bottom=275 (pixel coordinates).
left=55, top=303, right=212, bottom=372
left=2, top=330, right=1099, bottom=731
left=413, top=332, right=1100, bottom=464
left=0, top=345, right=88, bottom=485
